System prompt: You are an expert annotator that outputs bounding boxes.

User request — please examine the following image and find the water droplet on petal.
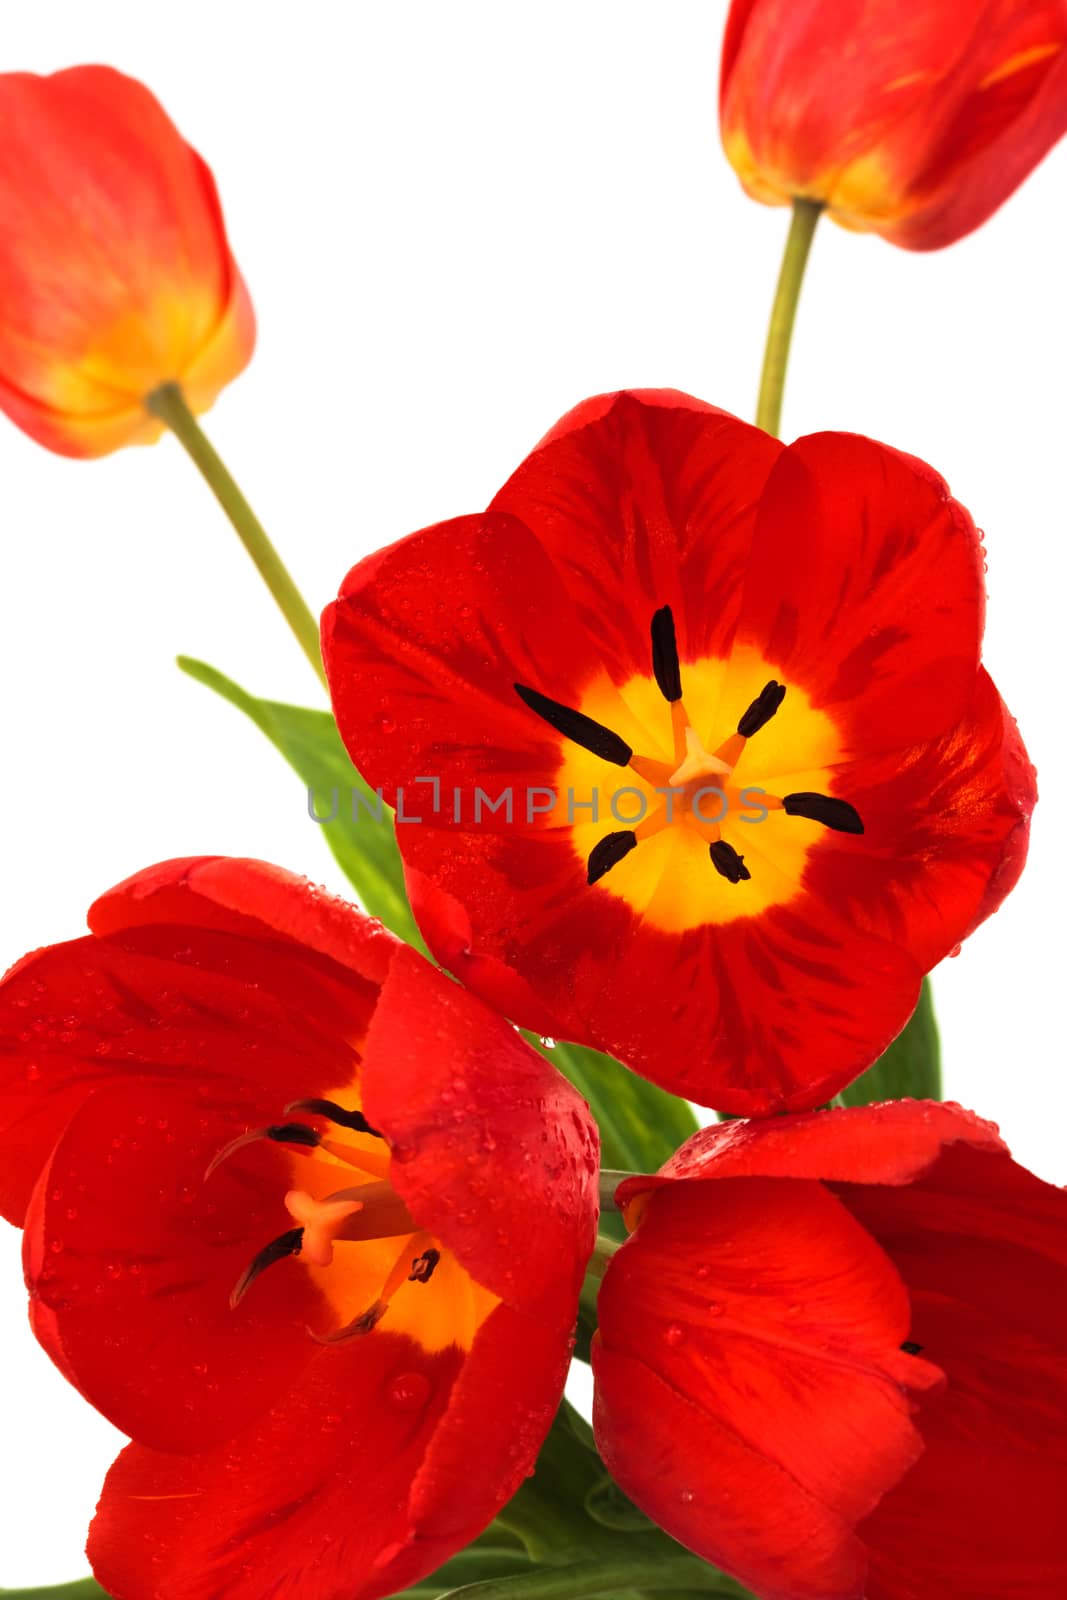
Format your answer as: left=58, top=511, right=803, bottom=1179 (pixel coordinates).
left=664, top=1323, right=686, bottom=1347
left=388, top=1371, right=432, bottom=1411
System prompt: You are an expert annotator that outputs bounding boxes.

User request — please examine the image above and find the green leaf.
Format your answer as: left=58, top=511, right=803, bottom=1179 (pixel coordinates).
left=392, top=1540, right=531, bottom=1597
left=583, top=1475, right=657, bottom=1533
left=495, top=1400, right=624, bottom=1565
left=428, top=1553, right=743, bottom=1597
left=839, top=979, right=941, bottom=1106
left=178, top=657, right=426, bottom=954
left=0, top=1584, right=107, bottom=1599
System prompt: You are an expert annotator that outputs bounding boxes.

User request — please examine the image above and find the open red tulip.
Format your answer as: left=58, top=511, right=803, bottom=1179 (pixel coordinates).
left=324, top=389, right=1035, bottom=1114
left=0, top=857, right=598, bottom=1600
left=720, top=0, right=1067, bottom=249
left=593, top=1101, right=1067, bottom=1600
left=0, top=66, right=254, bottom=456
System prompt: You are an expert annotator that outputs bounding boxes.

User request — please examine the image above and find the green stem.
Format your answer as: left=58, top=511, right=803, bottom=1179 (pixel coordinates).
left=755, top=198, right=822, bottom=439
left=598, top=1169, right=636, bottom=1211
left=437, top=1555, right=737, bottom=1597
left=587, top=1232, right=622, bottom=1282
left=146, top=382, right=327, bottom=690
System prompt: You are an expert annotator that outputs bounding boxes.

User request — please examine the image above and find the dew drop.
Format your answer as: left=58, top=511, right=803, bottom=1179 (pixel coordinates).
left=706, top=1301, right=724, bottom=1318
left=539, top=1036, right=557, bottom=1049
left=679, top=1488, right=696, bottom=1505
left=664, top=1323, right=686, bottom=1347
left=388, top=1371, right=431, bottom=1411
left=375, top=713, right=397, bottom=735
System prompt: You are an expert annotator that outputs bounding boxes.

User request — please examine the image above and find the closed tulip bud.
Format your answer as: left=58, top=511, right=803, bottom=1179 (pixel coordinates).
left=0, top=66, right=254, bottom=458
left=720, top=0, right=1067, bottom=249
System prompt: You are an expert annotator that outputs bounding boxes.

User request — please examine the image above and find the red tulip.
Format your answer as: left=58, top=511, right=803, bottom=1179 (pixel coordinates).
left=0, top=66, right=254, bottom=457
left=593, top=1101, right=1067, bottom=1600
left=720, top=0, right=1067, bottom=249
left=0, top=857, right=598, bottom=1600
left=323, top=389, right=1034, bottom=1115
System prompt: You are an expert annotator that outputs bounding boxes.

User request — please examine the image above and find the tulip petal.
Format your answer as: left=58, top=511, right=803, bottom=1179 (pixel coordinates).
left=489, top=390, right=784, bottom=678
left=89, top=1305, right=572, bottom=1600
left=0, top=859, right=386, bottom=1226
left=594, top=1177, right=941, bottom=1600
left=0, top=67, right=253, bottom=456
left=843, top=1141, right=1067, bottom=1595
left=729, top=432, right=985, bottom=751
left=22, top=1081, right=326, bottom=1451
left=617, top=1099, right=1005, bottom=1205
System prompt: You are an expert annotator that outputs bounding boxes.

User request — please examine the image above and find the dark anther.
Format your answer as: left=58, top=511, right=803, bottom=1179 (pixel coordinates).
left=901, top=1340, right=924, bottom=1356
left=265, top=1122, right=321, bottom=1149
left=709, top=840, right=752, bottom=883
left=650, top=605, right=682, bottom=703
left=738, top=680, right=786, bottom=738
left=285, top=1098, right=382, bottom=1140
left=782, top=792, right=865, bottom=835
left=514, top=683, right=633, bottom=766
left=588, top=830, right=638, bottom=885
left=312, top=1300, right=386, bottom=1344
left=409, top=1248, right=441, bottom=1284
left=230, top=1227, right=304, bottom=1309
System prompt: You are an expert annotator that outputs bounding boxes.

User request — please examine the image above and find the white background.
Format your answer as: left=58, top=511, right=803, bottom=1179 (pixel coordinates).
left=1, top=1, right=1065, bottom=1585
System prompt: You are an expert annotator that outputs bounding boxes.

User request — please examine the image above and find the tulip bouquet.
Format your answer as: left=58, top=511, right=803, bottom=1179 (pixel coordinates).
left=1, top=7, right=1065, bottom=1600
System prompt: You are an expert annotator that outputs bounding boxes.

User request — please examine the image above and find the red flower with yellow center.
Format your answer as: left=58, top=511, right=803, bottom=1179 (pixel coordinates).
left=593, top=1102, right=1067, bottom=1600
left=0, top=66, right=254, bottom=457
left=324, top=390, right=1035, bottom=1114
left=720, top=0, right=1067, bottom=250
left=0, top=857, right=598, bottom=1600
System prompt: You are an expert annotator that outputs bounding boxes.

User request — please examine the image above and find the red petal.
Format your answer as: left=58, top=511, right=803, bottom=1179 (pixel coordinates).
left=841, top=1142, right=1067, bottom=1594
left=593, top=1177, right=940, bottom=1600
left=799, top=668, right=1035, bottom=968
left=0, top=67, right=253, bottom=457
left=402, top=819, right=923, bottom=1113
left=891, top=8, right=1067, bottom=251
left=22, top=1081, right=324, bottom=1451
left=324, top=511, right=614, bottom=819
left=0, top=859, right=392, bottom=1224
left=90, top=1308, right=569, bottom=1600
left=728, top=432, right=984, bottom=751
left=616, top=1101, right=1005, bottom=1210
left=489, top=391, right=783, bottom=679
left=364, top=943, right=599, bottom=1322
left=88, top=856, right=398, bottom=986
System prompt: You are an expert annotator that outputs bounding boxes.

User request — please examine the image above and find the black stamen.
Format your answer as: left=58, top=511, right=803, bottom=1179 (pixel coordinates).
left=265, top=1122, right=321, bottom=1149
left=409, top=1248, right=441, bottom=1284
left=738, top=680, right=786, bottom=737
left=514, top=683, right=632, bottom=765
left=588, top=830, right=638, bottom=885
left=901, top=1340, right=924, bottom=1356
left=650, top=605, right=682, bottom=703
left=285, top=1098, right=382, bottom=1139
left=782, top=793, right=864, bottom=835
left=312, top=1300, right=386, bottom=1344
left=230, top=1227, right=304, bottom=1308
left=709, top=840, right=752, bottom=883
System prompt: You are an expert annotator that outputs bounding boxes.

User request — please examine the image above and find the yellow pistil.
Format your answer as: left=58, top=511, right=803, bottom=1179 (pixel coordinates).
left=668, top=725, right=733, bottom=789
left=284, top=1190, right=365, bottom=1268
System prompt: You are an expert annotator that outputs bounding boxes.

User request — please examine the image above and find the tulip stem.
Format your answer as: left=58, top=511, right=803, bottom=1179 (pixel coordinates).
left=146, top=382, right=327, bottom=690
left=755, top=198, right=822, bottom=438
